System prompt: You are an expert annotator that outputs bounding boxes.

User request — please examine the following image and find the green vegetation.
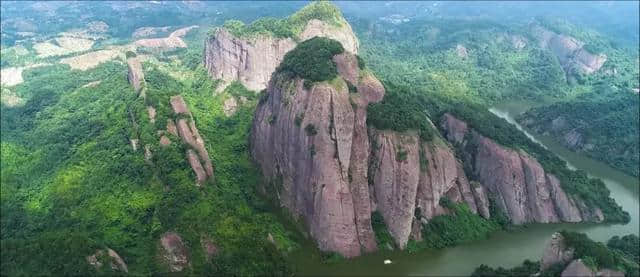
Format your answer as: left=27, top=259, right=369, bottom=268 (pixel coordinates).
left=354, top=14, right=638, bottom=177
left=276, top=37, right=344, bottom=83
left=395, top=148, right=408, bottom=162
left=519, top=86, right=639, bottom=177
left=294, top=113, right=304, bottom=127
left=562, top=231, right=616, bottom=269
left=365, top=75, right=627, bottom=223
left=418, top=200, right=500, bottom=249
left=371, top=211, right=394, bottom=249
left=305, top=124, right=318, bottom=136
left=218, top=1, right=345, bottom=39
left=608, top=235, right=640, bottom=263
left=1, top=57, right=296, bottom=275
left=471, top=260, right=564, bottom=277
left=367, top=83, right=435, bottom=141
left=473, top=232, right=640, bottom=276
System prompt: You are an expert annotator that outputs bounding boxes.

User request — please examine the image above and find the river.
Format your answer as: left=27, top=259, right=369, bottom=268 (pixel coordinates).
left=292, top=101, right=639, bottom=276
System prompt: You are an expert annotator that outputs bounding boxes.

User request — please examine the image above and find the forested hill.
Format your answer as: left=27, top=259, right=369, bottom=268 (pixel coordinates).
left=519, top=87, right=639, bottom=177
left=348, top=12, right=639, bottom=176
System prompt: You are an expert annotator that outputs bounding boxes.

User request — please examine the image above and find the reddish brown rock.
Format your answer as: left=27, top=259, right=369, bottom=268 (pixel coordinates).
left=541, top=232, right=574, bottom=271
left=251, top=52, right=376, bottom=257
left=86, top=248, right=128, bottom=273
left=169, top=95, right=215, bottom=184
left=159, top=135, right=171, bottom=147
left=532, top=25, right=607, bottom=75
left=200, top=236, right=218, bottom=261
left=127, top=57, right=145, bottom=93
left=439, top=113, right=599, bottom=224
left=159, top=232, right=190, bottom=272
left=370, top=130, right=420, bottom=249
left=561, top=259, right=594, bottom=277
left=166, top=119, right=178, bottom=136
left=147, top=106, right=156, bottom=123
left=203, top=7, right=359, bottom=91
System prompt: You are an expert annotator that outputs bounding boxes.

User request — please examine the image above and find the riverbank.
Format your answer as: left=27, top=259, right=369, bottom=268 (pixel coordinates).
left=288, top=101, right=639, bottom=276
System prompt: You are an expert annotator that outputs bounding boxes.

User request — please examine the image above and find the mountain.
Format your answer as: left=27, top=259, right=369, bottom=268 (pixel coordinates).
left=203, top=1, right=359, bottom=91
left=518, top=87, right=639, bottom=177
left=247, top=23, right=624, bottom=257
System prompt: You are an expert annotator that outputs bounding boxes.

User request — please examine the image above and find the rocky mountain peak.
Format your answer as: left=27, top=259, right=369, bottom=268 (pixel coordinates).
left=203, top=1, right=359, bottom=91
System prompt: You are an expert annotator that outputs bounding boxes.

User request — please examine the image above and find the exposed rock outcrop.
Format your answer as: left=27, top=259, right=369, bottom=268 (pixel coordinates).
left=159, top=232, right=190, bottom=273
left=541, top=232, right=574, bottom=271
left=561, top=259, right=594, bottom=277
left=86, top=248, right=129, bottom=273
left=250, top=49, right=485, bottom=256
left=127, top=57, right=145, bottom=94
left=200, top=236, right=218, bottom=261
left=249, top=21, right=607, bottom=258
left=251, top=51, right=378, bottom=257
left=204, top=29, right=297, bottom=92
left=523, top=115, right=590, bottom=152
left=368, top=130, right=485, bottom=248
left=440, top=113, right=602, bottom=224
left=456, top=44, right=468, bottom=58
left=596, top=269, right=625, bottom=277
left=204, top=9, right=358, bottom=91
left=169, top=95, right=214, bottom=184
left=223, top=96, right=239, bottom=117
left=532, top=25, right=607, bottom=75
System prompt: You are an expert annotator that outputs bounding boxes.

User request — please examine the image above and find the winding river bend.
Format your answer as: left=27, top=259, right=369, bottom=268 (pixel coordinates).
left=293, top=101, right=639, bottom=276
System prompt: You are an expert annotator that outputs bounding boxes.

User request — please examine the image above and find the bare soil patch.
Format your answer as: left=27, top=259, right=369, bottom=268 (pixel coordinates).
left=33, top=37, right=94, bottom=57
left=60, top=50, right=122, bottom=70
left=134, top=26, right=198, bottom=50
left=1, top=88, right=24, bottom=107
left=1, top=63, right=50, bottom=86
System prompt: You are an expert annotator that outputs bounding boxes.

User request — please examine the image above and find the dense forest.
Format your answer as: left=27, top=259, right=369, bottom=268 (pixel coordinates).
left=350, top=12, right=639, bottom=177
left=1, top=25, right=298, bottom=275
left=1, top=1, right=638, bottom=276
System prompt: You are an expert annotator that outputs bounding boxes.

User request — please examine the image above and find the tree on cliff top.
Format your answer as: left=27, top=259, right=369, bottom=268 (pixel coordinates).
left=217, top=1, right=346, bottom=39
left=276, top=37, right=344, bottom=82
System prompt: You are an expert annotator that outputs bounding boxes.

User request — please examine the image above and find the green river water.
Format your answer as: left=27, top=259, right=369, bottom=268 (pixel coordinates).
left=291, top=101, right=639, bottom=276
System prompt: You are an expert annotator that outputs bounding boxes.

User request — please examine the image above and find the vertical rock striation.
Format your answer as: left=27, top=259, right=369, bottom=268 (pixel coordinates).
left=127, top=57, right=145, bottom=94
left=440, top=113, right=602, bottom=224
left=251, top=51, right=378, bottom=257
left=169, top=95, right=215, bottom=184
left=204, top=17, right=359, bottom=91
left=531, top=25, right=607, bottom=75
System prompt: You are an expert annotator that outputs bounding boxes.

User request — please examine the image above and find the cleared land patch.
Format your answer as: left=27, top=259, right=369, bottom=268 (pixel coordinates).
left=134, top=25, right=198, bottom=50
left=33, top=37, right=95, bottom=57
left=1, top=63, right=50, bottom=86
left=59, top=50, right=122, bottom=70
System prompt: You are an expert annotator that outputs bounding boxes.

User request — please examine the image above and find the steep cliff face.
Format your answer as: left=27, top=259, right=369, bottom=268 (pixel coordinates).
left=541, top=232, right=574, bottom=271
left=251, top=51, right=379, bottom=257
left=250, top=47, right=607, bottom=256
left=204, top=19, right=358, bottom=92
left=368, top=130, right=486, bottom=248
left=127, top=57, right=145, bottom=94
left=440, top=113, right=603, bottom=224
left=250, top=46, right=489, bottom=255
left=204, top=29, right=297, bottom=92
left=531, top=25, right=607, bottom=75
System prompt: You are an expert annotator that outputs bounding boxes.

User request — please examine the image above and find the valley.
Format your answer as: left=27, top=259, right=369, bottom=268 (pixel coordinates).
left=1, top=1, right=638, bottom=276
